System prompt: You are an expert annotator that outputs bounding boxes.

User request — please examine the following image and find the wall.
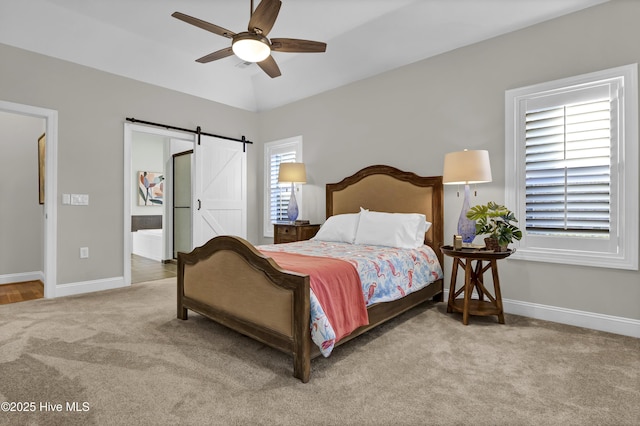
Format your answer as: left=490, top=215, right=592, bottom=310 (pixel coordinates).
left=257, top=0, right=640, bottom=322
left=0, top=42, right=258, bottom=286
left=0, top=111, right=45, bottom=279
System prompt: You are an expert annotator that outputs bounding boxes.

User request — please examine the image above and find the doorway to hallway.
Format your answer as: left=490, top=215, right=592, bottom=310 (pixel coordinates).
left=0, top=101, right=57, bottom=299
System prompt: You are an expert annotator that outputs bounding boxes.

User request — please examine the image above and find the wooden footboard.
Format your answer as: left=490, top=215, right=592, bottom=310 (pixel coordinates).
left=178, top=235, right=312, bottom=382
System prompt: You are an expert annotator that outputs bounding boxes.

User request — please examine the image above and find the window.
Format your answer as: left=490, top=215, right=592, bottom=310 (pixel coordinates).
left=505, top=64, right=638, bottom=270
left=263, top=136, right=302, bottom=238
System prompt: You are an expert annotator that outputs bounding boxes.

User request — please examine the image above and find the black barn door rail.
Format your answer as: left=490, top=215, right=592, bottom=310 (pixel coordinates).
left=126, top=117, right=253, bottom=152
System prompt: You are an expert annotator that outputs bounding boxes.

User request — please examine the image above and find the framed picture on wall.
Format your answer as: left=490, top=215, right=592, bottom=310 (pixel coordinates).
left=38, top=133, right=45, bottom=205
left=138, top=171, right=164, bottom=206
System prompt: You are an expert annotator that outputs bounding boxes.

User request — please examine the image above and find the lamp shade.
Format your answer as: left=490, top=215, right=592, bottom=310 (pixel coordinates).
left=443, top=149, right=492, bottom=185
left=232, top=33, right=271, bottom=63
left=278, top=162, right=307, bottom=183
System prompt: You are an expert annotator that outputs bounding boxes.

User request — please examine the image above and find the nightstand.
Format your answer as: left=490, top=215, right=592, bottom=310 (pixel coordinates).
left=274, top=223, right=320, bottom=244
left=440, top=245, right=513, bottom=325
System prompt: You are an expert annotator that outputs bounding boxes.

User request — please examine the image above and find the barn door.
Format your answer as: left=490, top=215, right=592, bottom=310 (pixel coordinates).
left=192, top=135, right=247, bottom=248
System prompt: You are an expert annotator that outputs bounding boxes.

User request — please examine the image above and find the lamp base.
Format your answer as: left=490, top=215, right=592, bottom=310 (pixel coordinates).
left=457, top=184, right=476, bottom=243
left=287, top=183, right=299, bottom=222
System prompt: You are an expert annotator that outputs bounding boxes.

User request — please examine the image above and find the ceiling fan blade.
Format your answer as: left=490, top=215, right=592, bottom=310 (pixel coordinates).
left=172, top=12, right=235, bottom=39
left=258, top=55, right=281, bottom=78
left=270, top=38, right=327, bottom=53
left=196, top=47, right=234, bottom=63
left=248, top=0, right=281, bottom=36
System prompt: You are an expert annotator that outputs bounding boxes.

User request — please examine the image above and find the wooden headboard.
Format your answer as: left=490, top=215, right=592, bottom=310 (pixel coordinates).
left=326, top=165, right=444, bottom=263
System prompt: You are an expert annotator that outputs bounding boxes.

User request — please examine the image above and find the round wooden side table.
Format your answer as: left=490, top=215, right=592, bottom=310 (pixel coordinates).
left=440, top=245, right=514, bottom=325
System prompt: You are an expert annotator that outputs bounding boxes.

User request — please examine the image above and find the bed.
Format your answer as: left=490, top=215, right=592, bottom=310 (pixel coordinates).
left=131, top=229, right=163, bottom=261
left=177, top=165, right=444, bottom=382
left=131, top=215, right=163, bottom=261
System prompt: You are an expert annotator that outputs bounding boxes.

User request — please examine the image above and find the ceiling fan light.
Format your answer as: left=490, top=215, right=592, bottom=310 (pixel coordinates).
left=232, top=34, right=271, bottom=62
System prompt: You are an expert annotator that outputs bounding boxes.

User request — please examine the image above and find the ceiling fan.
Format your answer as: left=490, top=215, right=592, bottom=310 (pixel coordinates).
left=172, top=0, right=327, bottom=78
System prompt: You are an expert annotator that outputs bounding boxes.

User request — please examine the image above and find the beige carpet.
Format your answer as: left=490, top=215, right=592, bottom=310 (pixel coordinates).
left=0, top=278, right=638, bottom=426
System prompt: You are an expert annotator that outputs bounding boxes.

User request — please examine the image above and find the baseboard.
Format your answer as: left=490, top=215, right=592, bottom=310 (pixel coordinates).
left=443, top=290, right=640, bottom=339
left=54, top=276, right=128, bottom=298
left=0, top=271, right=43, bottom=285
left=503, top=298, right=640, bottom=338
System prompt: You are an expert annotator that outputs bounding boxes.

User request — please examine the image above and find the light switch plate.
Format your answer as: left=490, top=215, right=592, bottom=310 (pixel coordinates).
left=71, top=194, right=89, bottom=205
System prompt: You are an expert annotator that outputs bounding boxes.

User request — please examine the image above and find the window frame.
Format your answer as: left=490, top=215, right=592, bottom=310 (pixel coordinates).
left=263, top=136, right=303, bottom=238
left=505, top=64, right=638, bottom=270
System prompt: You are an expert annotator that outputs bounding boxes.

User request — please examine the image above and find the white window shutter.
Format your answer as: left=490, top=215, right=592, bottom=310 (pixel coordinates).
left=525, top=99, right=612, bottom=235
left=263, top=137, right=303, bottom=238
left=269, top=151, right=297, bottom=223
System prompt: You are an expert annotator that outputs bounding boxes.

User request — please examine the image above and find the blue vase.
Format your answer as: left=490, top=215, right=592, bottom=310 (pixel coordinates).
left=287, top=184, right=299, bottom=222
left=457, top=185, right=476, bottom=243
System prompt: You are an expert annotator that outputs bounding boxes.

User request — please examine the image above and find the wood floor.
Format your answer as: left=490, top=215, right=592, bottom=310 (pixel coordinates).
left=131, top=254, right=177, bottom=283
left=0, top=280, right=44, bottom=305
left=0, top=256, right=176, bottom=305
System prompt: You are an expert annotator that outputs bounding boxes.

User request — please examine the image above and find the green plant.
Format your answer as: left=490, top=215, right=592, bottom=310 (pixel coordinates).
left=466, top=202, right=522, bottom=248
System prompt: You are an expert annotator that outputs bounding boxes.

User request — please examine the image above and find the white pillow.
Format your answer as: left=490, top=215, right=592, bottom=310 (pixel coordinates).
left=354, top=209, right=429, bottom=249
left=311, top=213, right=360, bottom=243
left=416, top=219, right=432, bottom=246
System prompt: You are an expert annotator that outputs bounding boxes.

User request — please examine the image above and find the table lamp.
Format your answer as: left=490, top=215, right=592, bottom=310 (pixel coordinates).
left=278, top=162, right=307, bottom=222
left=443, top=149, right=492, bottom=243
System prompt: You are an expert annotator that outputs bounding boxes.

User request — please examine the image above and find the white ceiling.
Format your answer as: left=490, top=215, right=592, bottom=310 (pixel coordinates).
left=0, top=0, right=608, bottom=112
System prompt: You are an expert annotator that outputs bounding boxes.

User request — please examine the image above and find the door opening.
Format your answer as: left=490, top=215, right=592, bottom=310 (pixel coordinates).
left=124, top=123, right=195, bottom=285
left=0, top=100, right=58, bottom=298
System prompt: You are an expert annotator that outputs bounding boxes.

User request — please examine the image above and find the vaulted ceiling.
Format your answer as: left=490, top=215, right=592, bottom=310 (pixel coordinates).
left=0, top=0, right=608, bottom=112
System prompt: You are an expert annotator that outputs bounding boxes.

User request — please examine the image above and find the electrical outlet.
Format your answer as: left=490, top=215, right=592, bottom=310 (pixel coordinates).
left=80, top=247, right=89, bottom=258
